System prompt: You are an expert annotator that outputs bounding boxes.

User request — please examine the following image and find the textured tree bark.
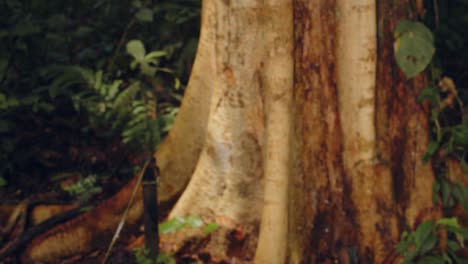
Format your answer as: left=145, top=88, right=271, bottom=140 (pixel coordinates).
left=289, top=0, right=439, bottom=263
left=21, top=0, right=442, bottom=263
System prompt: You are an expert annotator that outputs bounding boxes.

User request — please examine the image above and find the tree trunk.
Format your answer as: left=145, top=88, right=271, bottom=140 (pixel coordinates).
left=22, top=0, right=441, bottom=263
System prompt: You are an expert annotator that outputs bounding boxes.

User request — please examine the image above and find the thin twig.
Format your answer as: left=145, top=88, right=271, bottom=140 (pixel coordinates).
left=101, top=157, right=150, bottom=264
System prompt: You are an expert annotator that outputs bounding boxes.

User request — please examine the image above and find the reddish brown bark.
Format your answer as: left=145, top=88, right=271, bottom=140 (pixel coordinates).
left=289, top=0, right=438, bottom=263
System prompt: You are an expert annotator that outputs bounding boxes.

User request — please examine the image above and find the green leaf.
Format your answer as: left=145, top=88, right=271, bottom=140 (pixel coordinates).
left=404, top=248, right=419, bottom=262
left=419, top=233, right=437, bottom=255
left=136, top=8, right=154, bottom=22
left=394, top=20, right=435, bottom=78
left=446, top=225, right=468, bottom=238
left=451, top=125, right=468, bottom=145
left=105, top=80, right=123, bottom=100
left=126, top=40, right=146, bottom=61
left=185, top=216, right=203, bottom=228
left=145, top=51, right=166, bottom=61
left=113, top=82, right=140, bottom=110
left=414, top=221, right=435, bottom=248
left=140, top=62, right=157, bottom=76
left=174, top=78, right=181, bottom=90
left=437, top=217, right=460, bottom=228
left=395, top=20, right=434, bottom=42
left=441, top=180, right=451, bottom=206
left=426, top=141, right=439, bottom=156
left=159, top=216, right=186, bottom=234
left=447, top=240, right=461, bottom=252
left=204, top=223, right=219, bottom=234
left=422, top=140, right=439, bottom=164
left=157, top=253, right=176, bottom=264
left=396, top=235, right=413, bottom=254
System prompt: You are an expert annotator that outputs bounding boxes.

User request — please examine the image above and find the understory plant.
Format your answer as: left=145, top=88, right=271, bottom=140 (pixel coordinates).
left=393, top=1, right=468, bottom=262
left=0, top=0, right=200, bottom=189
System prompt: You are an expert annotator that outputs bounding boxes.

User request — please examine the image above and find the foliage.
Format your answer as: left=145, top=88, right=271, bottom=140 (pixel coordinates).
left=396, top=218, right=468, bottom=263
left=394, top=20, right=435, bottom=78
left=394, top=0, right=468, bottom=262
left=0, top=0, right=200, bottom=188
left=159, top=215, right=219, bottom=235
left=60, top=174, right=103, bottom=204
left=133, top=247, right=175, bottom=264
left=133, top=216, right=218, bottom=264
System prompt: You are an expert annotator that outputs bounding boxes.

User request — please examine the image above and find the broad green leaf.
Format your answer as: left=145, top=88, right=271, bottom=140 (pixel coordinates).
left=426, top=141, right=439, bottom=156
left=394, top=20, right=435, bottom=78
left=440, top=180, right=455, bottom=207
left=145, top=51, right=166, bottom=61
left=419, top=233, right=437, bottom=255
left=185, top=216, right=203, bottom=228
left=451, top=185, right=466, bottom=207
left=414, top=221, right=435, bottom=248
left=395, top=20, right=434, bottom=43
left=396, top=238, right=413, bottom=254
left=140, top=62, right=157, bottom=76
left=446, top=225, right=468, bottom=238
left=446, top=225, right=468, bottom=247
left=404, top=248, right=419, bottom=262
left=204, top=223, right=219, bottom=234
left=437, top=217, right=459, bottom=228
left=447, top=240, right=461, bottom=252
left=159, top=216, right=186, bottom=234
left=422, top=141, right=439, bottom=164
left=442, top=253, right=453, bottom=264
left=135, top=8, right=154, bottom=22
left=157, top=253, right=176, bottom=264
left=113, top=82, right=140, bottom=110
left=126, top=40, right=146, bottom=61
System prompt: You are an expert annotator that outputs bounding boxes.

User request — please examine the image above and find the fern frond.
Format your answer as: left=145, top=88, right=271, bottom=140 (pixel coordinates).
left=113, top=82, right=140, bottom=112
